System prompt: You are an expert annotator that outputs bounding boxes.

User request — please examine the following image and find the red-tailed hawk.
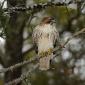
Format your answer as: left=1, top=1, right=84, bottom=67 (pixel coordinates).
left=32, top=17, right=59, bottom=70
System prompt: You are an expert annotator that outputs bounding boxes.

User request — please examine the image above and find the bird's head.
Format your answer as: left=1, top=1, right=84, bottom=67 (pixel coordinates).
left=40, top=17, right=56, bottom=25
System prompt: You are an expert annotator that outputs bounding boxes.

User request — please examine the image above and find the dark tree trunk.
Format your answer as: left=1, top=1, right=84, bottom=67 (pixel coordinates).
left=4, top=0, right=26, bottom=85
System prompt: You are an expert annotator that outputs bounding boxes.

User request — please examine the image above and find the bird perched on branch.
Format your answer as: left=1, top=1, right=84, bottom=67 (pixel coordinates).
left=32, top=17, right=59, bottom=70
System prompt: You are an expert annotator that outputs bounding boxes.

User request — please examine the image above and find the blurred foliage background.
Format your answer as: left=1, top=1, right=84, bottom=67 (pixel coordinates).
left=0, top=0, right=85, bottom=85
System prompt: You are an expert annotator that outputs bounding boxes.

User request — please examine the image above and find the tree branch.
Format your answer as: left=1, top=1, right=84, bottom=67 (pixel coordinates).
left=0, top=28, right=85, bottom=74
left=3, top=1, right=75, bottom=12
left=5, top=64, right=39, bottom=85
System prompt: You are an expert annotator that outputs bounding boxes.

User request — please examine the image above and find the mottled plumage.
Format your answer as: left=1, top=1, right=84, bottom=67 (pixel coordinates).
left=32, top=17, right=59, bottom=70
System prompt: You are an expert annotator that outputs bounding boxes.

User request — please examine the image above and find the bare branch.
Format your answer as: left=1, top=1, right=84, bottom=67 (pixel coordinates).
left=0, top=55, right=39, bottom=73
left=5, top=64, right=39, bottom=85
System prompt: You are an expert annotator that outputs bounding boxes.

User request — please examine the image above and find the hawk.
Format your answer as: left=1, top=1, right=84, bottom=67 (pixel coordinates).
left=32, top=17, right=59, bottom=70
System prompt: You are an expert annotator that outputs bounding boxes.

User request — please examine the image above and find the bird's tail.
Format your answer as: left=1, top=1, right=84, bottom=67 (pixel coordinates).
left=39, top=54, right=53, bottom=70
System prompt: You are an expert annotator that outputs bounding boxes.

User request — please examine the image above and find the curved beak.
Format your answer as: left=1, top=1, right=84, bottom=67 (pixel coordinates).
left=52, top=19, right=56, bottom=23
left=50, top=17, right=56, bottom=23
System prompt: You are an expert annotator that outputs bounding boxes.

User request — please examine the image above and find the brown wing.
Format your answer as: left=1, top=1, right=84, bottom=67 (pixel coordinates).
left=32, top=25, right=42, bottom=45
left=49, top=26, right=59, bottom=44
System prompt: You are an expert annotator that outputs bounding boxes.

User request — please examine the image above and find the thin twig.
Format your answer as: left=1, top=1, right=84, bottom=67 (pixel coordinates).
left=53, top=28, right=85, bottom=51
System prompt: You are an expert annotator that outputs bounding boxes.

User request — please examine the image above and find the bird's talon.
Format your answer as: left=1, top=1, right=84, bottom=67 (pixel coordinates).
left=39, top=48, right=53, bottom=57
